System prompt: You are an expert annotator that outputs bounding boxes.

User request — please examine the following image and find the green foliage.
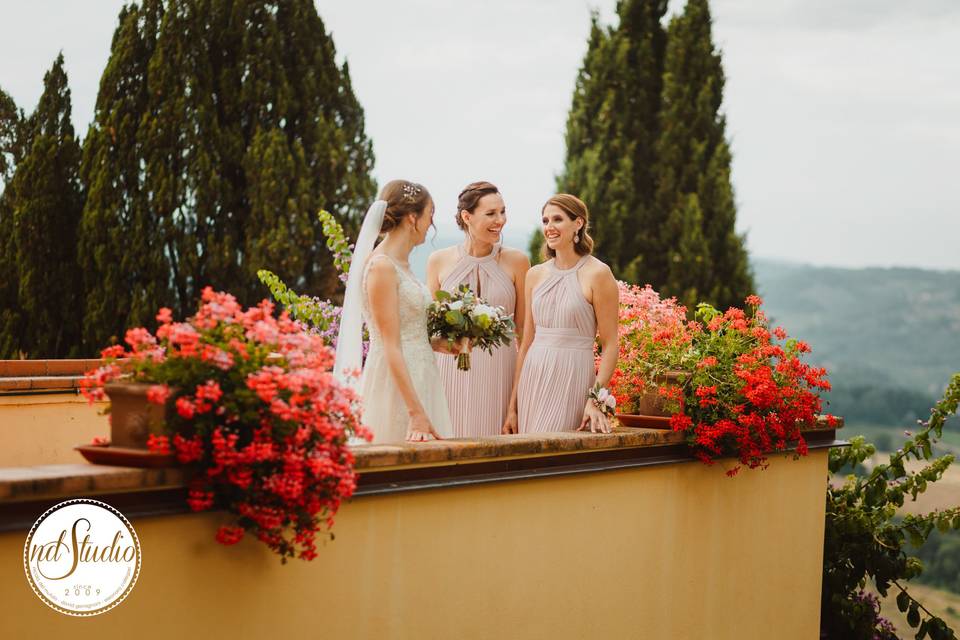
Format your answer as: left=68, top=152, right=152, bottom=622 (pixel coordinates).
left=653, top=0, right=753, bottom=310
left=0, top=85, right=25, bottom=357
left=661, top=193, right=711, bottom=309
left=558, top=0, right=752, bottom=309
left=527, top=227, right=544, bottom=266
left=2, top=55, right=84, bottom=357
left=911, top=527, right=960, bottom=594
left=0, top=85, right=24, bottom=184
left=557, top=0, right=668, bottom=279
left=822, top=373, right=960, bottom=639
left=317, top=209, right=353, bottom=277
left=78, top=0, right=376, bottom=352
left=256, top=210, right=354, bottom=345
left=256, top=269, right=340, bottom=341
left=77, top=1, right=165, bottom=351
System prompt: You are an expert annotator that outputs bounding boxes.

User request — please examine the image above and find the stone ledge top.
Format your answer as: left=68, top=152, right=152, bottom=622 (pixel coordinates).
left=0, top=417, right=840, bottom=504
left=0, top=359, right=101, bottom=394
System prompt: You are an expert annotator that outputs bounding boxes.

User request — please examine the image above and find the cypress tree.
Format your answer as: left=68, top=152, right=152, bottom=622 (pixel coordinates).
left=79, top=1, right=165, bottom=350
left=653, top=0, right=753, bottom=309
left=557, top=0, right=668, bottom=280
left=0, top=87, right=23, bottom=184
left=0, top=87, right=25, bottom=357
left=80, top=0, right=376, bottom=349
left=527, top=228, right=544, bottom=266
left=662, top=193, right=711, bottom=309
left=7, top=54, right=84, bottom=357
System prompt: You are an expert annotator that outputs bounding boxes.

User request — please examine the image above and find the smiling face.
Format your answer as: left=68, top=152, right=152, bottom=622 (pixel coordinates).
left=541, top=203, right=583, bottom=252
left=461, top=192, right=506, bottom=245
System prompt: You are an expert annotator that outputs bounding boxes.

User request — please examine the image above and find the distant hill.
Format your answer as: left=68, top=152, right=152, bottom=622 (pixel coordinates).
left=754, top=259, right=960, bottom=395
left=753, top=259, right=960, bottom=426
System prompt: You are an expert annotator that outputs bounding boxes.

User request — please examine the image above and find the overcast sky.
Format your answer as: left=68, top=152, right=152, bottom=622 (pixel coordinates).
left=1, top=0, right=957, bottom=270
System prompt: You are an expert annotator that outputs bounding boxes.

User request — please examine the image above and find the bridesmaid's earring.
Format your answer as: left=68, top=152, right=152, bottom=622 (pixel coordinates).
left=574, top=232, right=580, bottom=244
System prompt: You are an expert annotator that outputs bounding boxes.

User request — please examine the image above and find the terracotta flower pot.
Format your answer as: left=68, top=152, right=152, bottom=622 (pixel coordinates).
left=103, top=382, right=167, bottom=449
left=635, top=370, right=687, bottom=417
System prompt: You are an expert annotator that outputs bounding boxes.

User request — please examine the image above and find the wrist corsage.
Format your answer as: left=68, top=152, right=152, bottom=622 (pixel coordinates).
left=588, top=382, right=617, bottom=419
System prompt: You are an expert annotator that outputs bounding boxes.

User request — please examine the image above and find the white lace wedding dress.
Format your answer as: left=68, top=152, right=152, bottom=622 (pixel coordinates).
left=360, top=254, right=453, bottom=443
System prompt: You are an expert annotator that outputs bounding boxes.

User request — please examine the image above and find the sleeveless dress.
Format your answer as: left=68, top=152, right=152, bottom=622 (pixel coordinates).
left=360, top=254, right=454, bottom=443
left=436, top=244, right=517, bottom=437
left=518, top=256, right=597, bottom=433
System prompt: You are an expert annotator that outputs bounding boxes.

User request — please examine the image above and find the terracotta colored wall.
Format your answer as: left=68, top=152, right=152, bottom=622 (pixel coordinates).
left=0, top=450, right=829, bottom=639
left=0, top=394, right=107, bottom=466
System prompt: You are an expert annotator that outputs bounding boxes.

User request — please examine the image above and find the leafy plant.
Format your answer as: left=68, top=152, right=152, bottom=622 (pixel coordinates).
left=822, top=373, right=960, bottom=639
left=668, top=295, right=832, bottom=475
left=605, top=281, right=698, bottom=414
left=81, top=288, right=369, bottom=562
left=257, top=210, right=355, bottom=347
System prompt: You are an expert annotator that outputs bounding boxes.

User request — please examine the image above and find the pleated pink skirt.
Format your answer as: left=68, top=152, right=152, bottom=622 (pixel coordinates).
left=517, top=328, right=596, bottom=433
left=437, top=340, right=516, bottom=437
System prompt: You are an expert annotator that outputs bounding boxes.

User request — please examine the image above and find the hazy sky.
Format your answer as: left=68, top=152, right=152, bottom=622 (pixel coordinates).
left=1, top=1, right=957, bottom=270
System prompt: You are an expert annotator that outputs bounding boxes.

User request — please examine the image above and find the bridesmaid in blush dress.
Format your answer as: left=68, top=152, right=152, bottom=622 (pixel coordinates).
left=505, top=194, right=619, bottom=434
left=427, top=182, right=530, bottom=437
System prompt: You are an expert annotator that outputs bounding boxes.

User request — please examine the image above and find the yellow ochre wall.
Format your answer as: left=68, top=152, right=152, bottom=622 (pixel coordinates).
left=0, top=394, right=107, bottom=466
left=0, top=449, right=829, bottom=640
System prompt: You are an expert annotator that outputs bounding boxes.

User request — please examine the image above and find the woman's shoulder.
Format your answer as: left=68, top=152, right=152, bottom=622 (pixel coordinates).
left=525, top=261, right=550, bottom=283
left=498, top=245, right=531, bottom=264
left=427, top=245, right=458, bottom=265
left=581, top=255, right=615, bottom=280
left=365, top=253, right=399, bottom=280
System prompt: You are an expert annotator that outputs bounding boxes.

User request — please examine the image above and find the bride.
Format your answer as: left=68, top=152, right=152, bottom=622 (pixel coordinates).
left=334, top=180, right=455, bottom=443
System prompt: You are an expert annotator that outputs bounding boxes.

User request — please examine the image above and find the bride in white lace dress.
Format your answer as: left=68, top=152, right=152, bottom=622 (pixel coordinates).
left=334, top=180, right=454, bottom=443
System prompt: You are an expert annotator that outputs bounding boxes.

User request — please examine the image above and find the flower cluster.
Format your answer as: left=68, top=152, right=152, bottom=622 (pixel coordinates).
left=81, top=287, right=371, bottom=562
left=669, top=296, right=832, bottom=475
left=604, top=282, right=699, bottom=414
left=588, top=383, right=617, bottom=419
left=427, top=284, right=516, bottom=371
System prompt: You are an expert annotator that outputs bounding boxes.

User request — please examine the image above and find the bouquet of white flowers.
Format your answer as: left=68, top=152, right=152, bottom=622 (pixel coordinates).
left=428, top=284, right=516, bottom=371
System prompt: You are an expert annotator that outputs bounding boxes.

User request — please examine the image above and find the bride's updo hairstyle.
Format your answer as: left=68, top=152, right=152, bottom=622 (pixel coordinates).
left=379, top=179, right=432, bottom=233
left=541, top=193, right=594, bottom=259
left=455, top=181, right=500, bottom=230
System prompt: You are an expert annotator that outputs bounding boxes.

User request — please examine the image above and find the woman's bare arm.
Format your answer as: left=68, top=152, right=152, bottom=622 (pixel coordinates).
left=366, top=257, right=439, bottom=438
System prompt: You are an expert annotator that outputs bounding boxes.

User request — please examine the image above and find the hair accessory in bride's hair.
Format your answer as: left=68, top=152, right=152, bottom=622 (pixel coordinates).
left=401, top=183, right=422, bottom=201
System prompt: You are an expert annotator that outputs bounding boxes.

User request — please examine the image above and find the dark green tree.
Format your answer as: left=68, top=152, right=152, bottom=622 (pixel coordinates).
left=79, top=0, right=376, bottom=350
left=661, top=193, right=711, bottom=308
left=0, top=87, right=23, bottom=183
left=527, top=228, right=544, bottom=266
left=0, top=86, right=25, bottom=357
left=78, top=0, right=167, bottom=350
left=653, top=0, right=753, bottom=309
left=3, top=56, right=84, bottom=357
left=557, top=0, right=668, bottom=281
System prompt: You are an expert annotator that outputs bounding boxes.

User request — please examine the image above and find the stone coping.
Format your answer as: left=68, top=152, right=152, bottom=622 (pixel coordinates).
left=0, top=359, right=101, bottom=377
left=0, top=359, right=102, bottom=393
left=0, top=418, right=840, bottom=504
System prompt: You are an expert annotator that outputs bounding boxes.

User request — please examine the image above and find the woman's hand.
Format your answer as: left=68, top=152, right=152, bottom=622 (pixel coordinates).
left=406, top=411, right=442, bottom=442
left=430, top=336, right=474, bottom=355
left=577, top=400, right=611, bottom=434
left=502, top=409, right=519, bottom=435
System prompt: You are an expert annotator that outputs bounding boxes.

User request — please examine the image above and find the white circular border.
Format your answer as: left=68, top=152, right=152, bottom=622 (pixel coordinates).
left=23, top=498, right=142, bottom=616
